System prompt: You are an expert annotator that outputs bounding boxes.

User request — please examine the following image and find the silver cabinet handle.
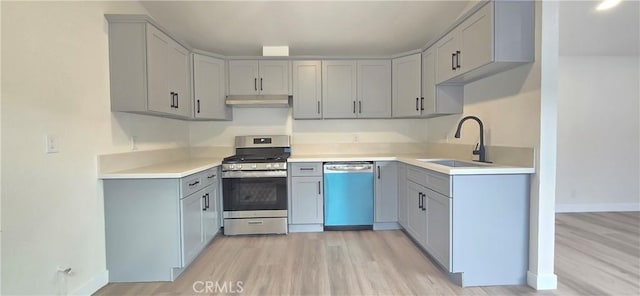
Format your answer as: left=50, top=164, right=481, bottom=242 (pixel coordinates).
left=318, top=181, right=321, bottom=194
left=317, top=101, right=320, bottom=114
left=189, top=181, right=200, bottom=187
left=248, top=221, right=263, bottom=225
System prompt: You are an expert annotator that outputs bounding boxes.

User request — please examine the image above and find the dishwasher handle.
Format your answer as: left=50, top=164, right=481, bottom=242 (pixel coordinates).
left=324, top=163, right=373, bottom=172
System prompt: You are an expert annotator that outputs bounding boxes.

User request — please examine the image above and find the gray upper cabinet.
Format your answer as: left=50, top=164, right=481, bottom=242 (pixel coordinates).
left=322, top=60, right=392, bottom=119
left=357, top=60, right=391, bottom=118
left=374, top=161, right=398, bottom=223
left=391, top=53, right=422, bottom=118
left=192, top=54, right=232, bottom=120
left=107, top=17, right=191, bottom=119
left=421, top=47, right=463, bottom=118
left=435, top=1, right=534, bottom=84
left=292, top=61, right=322, bottom=119
left=322, top=60, right=358, bottom=119
left=228, top=60, right=290, bottom=95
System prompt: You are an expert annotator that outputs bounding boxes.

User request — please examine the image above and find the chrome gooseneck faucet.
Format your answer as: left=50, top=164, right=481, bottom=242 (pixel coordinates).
left=454, top=116, right=490, bottom=163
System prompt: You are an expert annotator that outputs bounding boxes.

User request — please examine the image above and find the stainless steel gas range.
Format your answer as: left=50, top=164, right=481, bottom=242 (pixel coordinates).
left=222, top=135, right=290, bottom=235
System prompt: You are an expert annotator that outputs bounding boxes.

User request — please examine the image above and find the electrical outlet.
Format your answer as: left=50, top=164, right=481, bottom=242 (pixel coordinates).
left=130, top=136, right=138, bottom=151
left=45, top=135, right=59, bottom=153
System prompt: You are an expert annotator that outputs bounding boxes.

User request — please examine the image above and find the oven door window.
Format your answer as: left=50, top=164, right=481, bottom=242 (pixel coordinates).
left=223, top=177, right=287, bottom=211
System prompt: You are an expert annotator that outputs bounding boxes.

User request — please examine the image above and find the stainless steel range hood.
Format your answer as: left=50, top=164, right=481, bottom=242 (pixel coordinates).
left=225, top=95, right=290, bottom=108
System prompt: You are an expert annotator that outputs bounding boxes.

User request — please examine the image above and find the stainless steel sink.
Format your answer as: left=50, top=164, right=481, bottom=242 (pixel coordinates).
left=417, top=159, right=490, bottom=167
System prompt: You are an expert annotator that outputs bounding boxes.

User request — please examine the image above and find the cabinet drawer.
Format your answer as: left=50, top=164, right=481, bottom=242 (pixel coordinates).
left=407, top=165, right=451, bottom=197
left=426, top=170, right=451, bottom=197
left=291, top=163, right=323, bottom=176
left=407, top=166, right=428, bottom=186
left=181, top=173, right=203, bottom=197
left=202, top=167, right=219, bottom=188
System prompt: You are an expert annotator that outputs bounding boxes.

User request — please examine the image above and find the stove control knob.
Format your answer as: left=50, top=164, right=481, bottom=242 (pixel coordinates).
left=273, top=163, right=279, bottom=168
left=266, top=164, right=272, bottom=169
left=252, top=164, right=257, bottom=169
left=237, top=164, right=242, bottom=169
left=229, top=164, right=235, bottom=169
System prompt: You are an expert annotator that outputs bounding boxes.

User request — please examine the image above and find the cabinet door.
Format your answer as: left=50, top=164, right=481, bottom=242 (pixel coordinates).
left=391, top=54, right=421, bottom=118
left=202, top=184, right=219, bottom=243
left=168, top=41, right=191, bottom=117
left=421, top=48, right=437, bottom=115
left=397, top=163, right=408, bottom=228
left=406, top=181, right=427, bottom=247
left=193, top=54, right=231, bottom=120
left=425, top=189, right=451, bottom=271
left=322, top=61, right=357, bottom=119
left=357, top=60, right=391, bottom=118
left=146, top=24, right=172, bottom=115
left=291, top=177, right=323, bottom=224
left=259, top=60, right=289, bottom=95
left=228, top=60, right=259, bottom=95
left=459, top=2, right=493, bottom=74
left=292, top=61, right=322, bottom=119
left=435, top=32, right=459, bottom=84
left=375, top=161, right=398, bottom=223
left=181, top=192, right=203, bottom=266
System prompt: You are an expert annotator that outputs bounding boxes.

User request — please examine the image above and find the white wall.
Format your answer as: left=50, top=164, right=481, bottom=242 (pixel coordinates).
left=556, top=56, right=640, bottom=212
left=1, top=2, right=190, bottom=295
left=189, top=108, right=428, bottom=147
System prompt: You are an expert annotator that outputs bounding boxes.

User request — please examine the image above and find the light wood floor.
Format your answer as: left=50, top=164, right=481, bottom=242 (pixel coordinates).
left=95, top=212, right=639, bottom=295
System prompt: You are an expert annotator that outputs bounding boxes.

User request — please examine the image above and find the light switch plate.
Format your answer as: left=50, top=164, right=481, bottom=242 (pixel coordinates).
left=46, top=135, right=59, bottom=153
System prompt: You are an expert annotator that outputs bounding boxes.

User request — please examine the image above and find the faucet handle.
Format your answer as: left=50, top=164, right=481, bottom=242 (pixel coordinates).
left=472, top=143, right=480, bottom=155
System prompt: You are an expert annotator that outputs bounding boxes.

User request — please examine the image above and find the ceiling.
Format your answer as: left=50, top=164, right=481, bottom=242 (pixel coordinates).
left=559, top=0, right=640, bottom=56
left=140, top=0, right=639, bottom=57
left=139, top=1, right=473, bottom=56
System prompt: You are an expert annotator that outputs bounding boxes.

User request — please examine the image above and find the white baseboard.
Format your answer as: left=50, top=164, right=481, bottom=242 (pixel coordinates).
left=556, top=202, right=640, bottom=213
left=373, top=222, right=401, bottom=230
left=288, top=224, right=323, bottom=232
left=526, top=271, right=557, bottom=290
left=70, top=270, right=109, bottom=296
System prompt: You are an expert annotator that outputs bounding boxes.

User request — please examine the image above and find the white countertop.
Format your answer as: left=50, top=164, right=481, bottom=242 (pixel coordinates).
left=99, top=153, right=534, bottom=179
left=99, top=158, right=223, bottom=179
left=289, top=154, right=535, bottom=175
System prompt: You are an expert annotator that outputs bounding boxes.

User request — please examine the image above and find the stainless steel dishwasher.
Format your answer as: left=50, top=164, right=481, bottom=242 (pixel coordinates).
left=323, top=162, right=374, bottom=230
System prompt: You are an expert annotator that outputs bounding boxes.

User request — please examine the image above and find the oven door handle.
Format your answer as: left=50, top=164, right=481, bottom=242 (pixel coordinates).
left=222, top=170, right=287, bottom=178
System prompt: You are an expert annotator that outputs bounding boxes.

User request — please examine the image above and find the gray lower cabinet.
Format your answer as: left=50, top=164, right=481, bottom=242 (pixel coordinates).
left=289, top=162, right=324, bottom=231
left=104, top=167, right=221, bottom=282
left=405, top=180, right=427, bottom=246
left=290, top=176, right=323, bottom=224
left=181, top=189, right=204, bottom=266
left=397, top=163, right=408, bottom=228
left=424, top=188, right=451, bottom=271
left=400, top=164, right=530, bottom=287
left=374, top=161, right=398, bottom=225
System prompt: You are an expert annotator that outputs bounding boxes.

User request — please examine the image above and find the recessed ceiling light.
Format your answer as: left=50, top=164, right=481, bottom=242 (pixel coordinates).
left=596, top=0, right=622, bottom=11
